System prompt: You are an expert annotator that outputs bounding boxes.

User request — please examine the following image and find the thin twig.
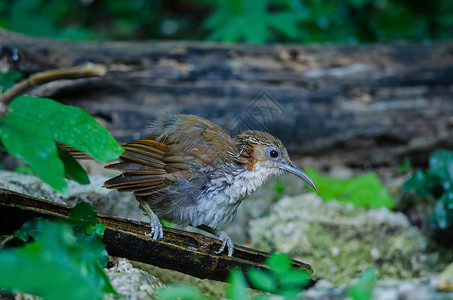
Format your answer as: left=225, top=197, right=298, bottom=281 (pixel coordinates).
left=0, top=234, right=15, bottom=249
left=0, top=64, right=107, bottom=117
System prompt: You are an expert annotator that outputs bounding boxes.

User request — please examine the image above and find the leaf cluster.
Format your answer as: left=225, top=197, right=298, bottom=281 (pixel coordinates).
left=1, top=0, right=453, bottom=43
left=157, top=253, right=311, bottom=299
left=305, top=169, right=395, bottom=209
left=0, top=202, right=116, bottom=300
left=0, top=72, right=124, bottom=195
left=403, top=150, right=453, bottom=231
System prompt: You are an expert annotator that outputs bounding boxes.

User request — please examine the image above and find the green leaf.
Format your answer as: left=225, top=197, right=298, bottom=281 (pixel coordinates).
left=0, top=96, right=124, bottom=194
left=160, top=220, right=174, bottom=228
left=0, top=71, right=22, bottom=92
left=0, top=220, right=116, bottom=300
left=402, top=169, right=442, bottom=197
left=72, top=224, right=108, bottom=267
left=266, top=253, right=291, bottom=276
left=279, top=269, right=311, bottom=289
left=429, top=150, right=453, bottom=188
left=397, top=157, right=411, bottom=173
left=267, top=12, right=302, bottom=39
left=278, top=288, right=304, bottom=298
left=58, top=147, right=90, bottom=185
left=8, top=96, right=124, bottom=162
left=247, top=268, right=277, bottom=293
left=226, top=269, right=249, bottom=300
left=13, top=164, right=34, bottom=175
left=69, top=201, right=99, bottom=231
left=273, top=179, right=285, bottom=195
left=14, top=217, right=46, bottom=242
left=306, top=169, right=395, bottom=209
left=16, top=203, right=109, bottom=268
left=347, top=268, right=376, bottom=300
left=156, top=283, right=204, bottom=300
left=430, top=191, right=453, bottom=229
left=264, top=253, right=310, bottom=296
left=0, top=116, right=67, bottom=194
left=68, top=202, right=108, bottom=266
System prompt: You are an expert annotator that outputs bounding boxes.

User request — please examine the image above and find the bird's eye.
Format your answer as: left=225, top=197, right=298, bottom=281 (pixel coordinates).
left=270, top=150, right=279, bottom=158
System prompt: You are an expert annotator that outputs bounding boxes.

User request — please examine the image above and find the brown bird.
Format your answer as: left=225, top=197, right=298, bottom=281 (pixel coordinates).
left=104, top=114, right=317, bottom=256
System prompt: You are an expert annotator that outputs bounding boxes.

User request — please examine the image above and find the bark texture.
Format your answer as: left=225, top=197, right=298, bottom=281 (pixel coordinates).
left=1, top=30, right=453, bottom=168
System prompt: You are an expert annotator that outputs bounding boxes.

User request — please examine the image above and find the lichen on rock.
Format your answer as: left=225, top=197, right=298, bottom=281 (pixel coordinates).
left=248, top=193, right=438, bottom=284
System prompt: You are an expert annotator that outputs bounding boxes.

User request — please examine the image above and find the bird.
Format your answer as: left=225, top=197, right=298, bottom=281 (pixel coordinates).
left=103, top=113, right=317, bottom=256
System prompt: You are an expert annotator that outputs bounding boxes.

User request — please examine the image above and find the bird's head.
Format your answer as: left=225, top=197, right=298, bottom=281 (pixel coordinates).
left=235, top=130, right=317, bottom=191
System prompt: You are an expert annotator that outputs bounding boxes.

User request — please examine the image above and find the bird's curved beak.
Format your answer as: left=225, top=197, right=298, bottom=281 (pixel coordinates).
left=279, top=163, right=317, bottom=191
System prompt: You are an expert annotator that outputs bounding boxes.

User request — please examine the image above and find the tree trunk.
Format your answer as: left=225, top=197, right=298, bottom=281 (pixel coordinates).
left=2, top=30, right=453, bottom=169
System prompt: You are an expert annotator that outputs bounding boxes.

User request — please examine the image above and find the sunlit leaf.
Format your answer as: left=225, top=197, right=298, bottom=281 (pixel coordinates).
left=247, top=269, right=277, bottom=293
left=266, top=253, right=291, bottom=276
left=279, top=269, right=311, bottom=288
left=306, top=169, right=395, bottom=209
left=226, top=269, right=249, bottom=300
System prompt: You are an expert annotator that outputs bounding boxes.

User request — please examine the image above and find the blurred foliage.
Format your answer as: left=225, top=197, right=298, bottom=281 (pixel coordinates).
left=306, top=169, right=395, bottom=209
left=347, top=268, right=376, bottom=300
left=0, top=72, right=22, bottom=93
left=396, top=157, right=411, bottom=174
left=403, top=150, right=453, bottom=232
left=0, top=202, right=116, bottom=300
left=273, top=178, right=285, bottom=195
left=0, top=0, right=452, bottom=43
left=156, top=253, right=311, bottom=299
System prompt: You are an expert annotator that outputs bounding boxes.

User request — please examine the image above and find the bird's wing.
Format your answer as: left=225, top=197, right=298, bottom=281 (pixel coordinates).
left=104, top=114, right=238, bottom=197
left=152, top=114, right=239, bottom=166
left=104, top=136, right=173, bottom=196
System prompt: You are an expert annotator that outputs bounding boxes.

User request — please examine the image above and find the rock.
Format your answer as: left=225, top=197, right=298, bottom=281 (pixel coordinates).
left=303, top=275, right=453, bottom=300
left=248, top=193, right=438, bottom=284
left=104, top=258, right=164, bottom=300
left=0, top=170, right=67, bottom=205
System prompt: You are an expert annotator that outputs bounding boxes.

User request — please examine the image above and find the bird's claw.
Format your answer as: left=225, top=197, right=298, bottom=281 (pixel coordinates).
left=215, top=231, right=234, bottom=256
left=145, top=214, right=163, bottom=240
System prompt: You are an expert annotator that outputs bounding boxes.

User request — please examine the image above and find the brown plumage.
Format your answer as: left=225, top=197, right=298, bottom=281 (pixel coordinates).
left=103, top=114, right=316, bottom=256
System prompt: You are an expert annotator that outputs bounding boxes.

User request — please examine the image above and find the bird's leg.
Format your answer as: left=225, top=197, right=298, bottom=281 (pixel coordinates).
left=197, top=225, right=234, bottom=256
left=139, top=200, right=163, bottom=240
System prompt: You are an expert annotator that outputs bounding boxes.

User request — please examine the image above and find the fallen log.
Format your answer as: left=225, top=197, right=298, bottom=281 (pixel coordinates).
left=0, top=188, right=315, bottom=288
left=1, top=30, right=453, bottom=169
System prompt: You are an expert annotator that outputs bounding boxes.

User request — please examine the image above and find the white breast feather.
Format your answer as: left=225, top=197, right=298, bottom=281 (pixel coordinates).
left=190, top=163, right=280, bottom=228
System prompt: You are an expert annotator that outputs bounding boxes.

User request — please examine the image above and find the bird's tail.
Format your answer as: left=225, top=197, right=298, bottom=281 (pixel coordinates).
left=56, top=142, right=126, bottom=160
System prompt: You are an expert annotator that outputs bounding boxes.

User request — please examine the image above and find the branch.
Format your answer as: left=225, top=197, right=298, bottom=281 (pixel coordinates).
left=0, top=188, right=316, bottom=287
left=0, top=64, right=107, bottom=117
